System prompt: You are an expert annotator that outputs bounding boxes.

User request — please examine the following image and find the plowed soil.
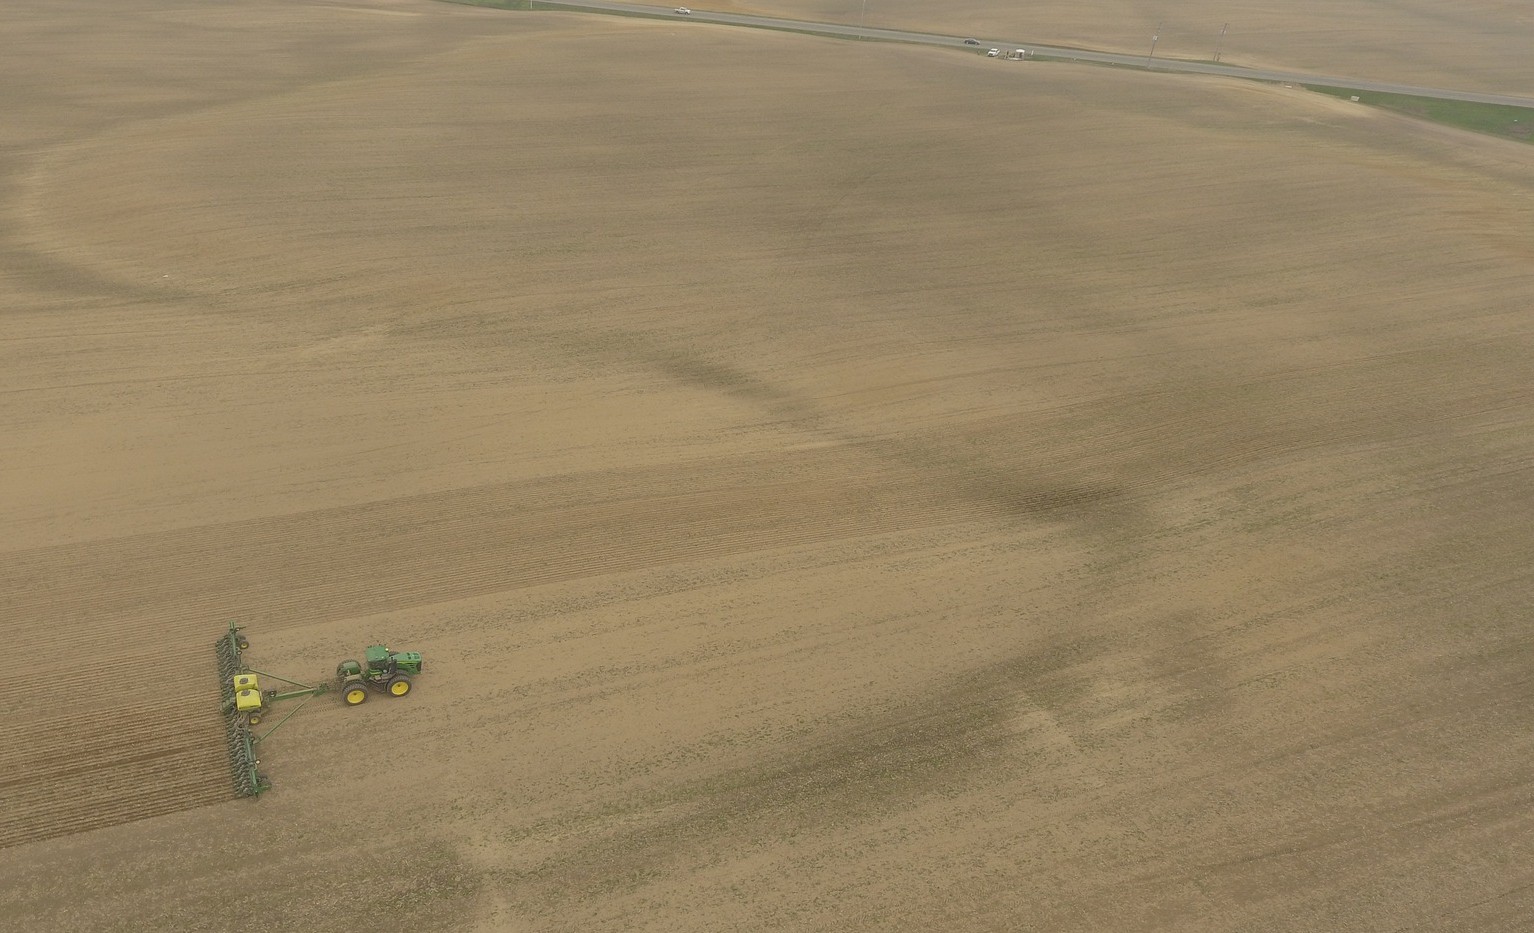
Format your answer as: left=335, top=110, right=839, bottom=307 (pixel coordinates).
left=2, top=1, right=1532, bottom=930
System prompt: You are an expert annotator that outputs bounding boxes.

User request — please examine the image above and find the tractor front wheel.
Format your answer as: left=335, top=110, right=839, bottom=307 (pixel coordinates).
left=387, top=675, right=412, bottom=698
left=342, top=681, right=369, bottom=706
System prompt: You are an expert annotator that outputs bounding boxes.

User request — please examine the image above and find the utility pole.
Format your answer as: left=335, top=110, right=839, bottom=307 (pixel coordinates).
left=1146, top=21, right=1162, bottom=68
left=1213, top=22, right=1228, bottom=62
left=859, top=0, right=868, bottom=31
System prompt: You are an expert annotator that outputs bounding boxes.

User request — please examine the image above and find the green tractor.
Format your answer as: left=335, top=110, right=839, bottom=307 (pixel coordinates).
left=217, top=624, right=427, bottom=796
left=335, top=645, right=424, bottom=705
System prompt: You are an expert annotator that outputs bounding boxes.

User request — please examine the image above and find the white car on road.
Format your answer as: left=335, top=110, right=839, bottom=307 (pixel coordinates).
left=674, top=6, right=691, bottom=13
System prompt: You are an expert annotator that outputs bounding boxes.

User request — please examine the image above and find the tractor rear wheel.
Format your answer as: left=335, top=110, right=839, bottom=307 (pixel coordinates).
left=342, top=681, right=369, bottom=706
left=387, top=675, right=412, bottom=697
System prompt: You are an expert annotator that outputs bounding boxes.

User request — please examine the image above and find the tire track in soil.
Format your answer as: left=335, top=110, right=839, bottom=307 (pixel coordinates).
left=0, top=449, right=992, bottom=848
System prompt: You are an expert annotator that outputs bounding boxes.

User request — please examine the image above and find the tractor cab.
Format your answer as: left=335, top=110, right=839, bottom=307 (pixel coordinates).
left=364, top=645, right=394, bottom=678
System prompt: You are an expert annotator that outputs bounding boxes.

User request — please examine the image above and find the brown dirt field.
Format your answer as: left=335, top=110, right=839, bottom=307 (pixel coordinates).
left=2, top=0, right=1534, bottom=929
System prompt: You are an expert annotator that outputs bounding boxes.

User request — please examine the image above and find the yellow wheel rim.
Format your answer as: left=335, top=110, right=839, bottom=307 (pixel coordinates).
left=346, top=687, right=366, bottom=704
left=390, top=680, right=410, bottom=696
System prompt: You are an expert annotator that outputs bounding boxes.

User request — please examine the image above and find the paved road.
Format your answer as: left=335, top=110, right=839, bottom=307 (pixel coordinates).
left=537, top=0, right=1534, bottom=108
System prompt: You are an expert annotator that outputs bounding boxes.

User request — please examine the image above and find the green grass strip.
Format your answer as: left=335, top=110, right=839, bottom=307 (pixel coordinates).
left=1306, top=84, right=1534, bottom=143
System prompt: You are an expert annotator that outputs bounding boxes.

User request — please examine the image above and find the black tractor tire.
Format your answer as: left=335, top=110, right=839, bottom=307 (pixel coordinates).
left=342, top=680, right=370, bottom=706
left=386, top=675, right=413, bottom=698
left=236, top=637, right=250, bottom=651
left=247, top=712, right=263, bottom=726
